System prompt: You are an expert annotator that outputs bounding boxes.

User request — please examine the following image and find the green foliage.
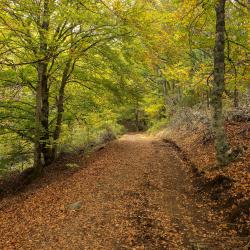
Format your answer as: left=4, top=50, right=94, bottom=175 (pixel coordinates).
left=147, top=119, right=170, bottom=134
left=0, top=0, right=249, bottom=174
left=58, top=115, right=123, bottom=154
left=0, top=134, right=33, bottom=175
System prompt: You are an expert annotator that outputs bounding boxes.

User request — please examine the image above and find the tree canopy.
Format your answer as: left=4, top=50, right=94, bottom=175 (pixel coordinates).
left=0, top=0, right=249, bottom=173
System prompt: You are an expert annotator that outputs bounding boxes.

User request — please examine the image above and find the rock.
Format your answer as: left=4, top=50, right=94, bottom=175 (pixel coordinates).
left=65, top=163, right=79, bottom=169
left=66, top=201, right=83, bottom=210
left=95, top=144, right=105, bottom=151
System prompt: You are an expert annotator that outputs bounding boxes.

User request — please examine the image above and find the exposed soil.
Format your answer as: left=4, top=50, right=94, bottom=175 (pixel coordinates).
left=0, top=134, right=248, bottom=249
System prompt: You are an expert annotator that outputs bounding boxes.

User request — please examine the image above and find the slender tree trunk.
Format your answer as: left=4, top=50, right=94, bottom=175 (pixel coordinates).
left=211, top=0, right=230, bottom=167
left=162, top=78, right=168, bottom=116
left=206, top=80, right=211, bottom=109
left=248, top=84, right=250, bottom=105
left=206, top=90, right=210, bottom=108
left=157, top=67, right=169, bottom=116
left=51, top=60, right=72, bottom=160
left=34, top=67, right=43, bottom=173
left=40, top=61, right=51, bottom=165
left=233, top=84, right=239, bottom=108
left=172, top=81, right=175, bottom=94
left=135, top=106, right=140, bottom=132
left=40, top=0, right=51, bottom=166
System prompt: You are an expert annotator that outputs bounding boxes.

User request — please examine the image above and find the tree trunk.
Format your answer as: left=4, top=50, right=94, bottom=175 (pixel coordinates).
left=162, top=78, right=168, bottom=116
left=233, top=85, right=239, bottom=108
left=211, top=0, right=230, bottom=167
left=40, top=61, right=51, bottom=165
left=33, top=67, right=43, bottom=173
left=135, top=106, right=140, bottom=132
left=206, top=80, right=211, bottom=109
left=33, top=0, right=50, bottom=172
left=157, top=67, right=169, bottom=116
left=51, top=60, right=72, bottom=160
left=248, top=84, right=250, bottom=105
left=206, top=90, right=210, bottom=108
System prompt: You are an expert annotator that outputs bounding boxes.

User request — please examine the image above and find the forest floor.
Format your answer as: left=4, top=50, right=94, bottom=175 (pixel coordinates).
left=0, top=134, right=249, bottom=249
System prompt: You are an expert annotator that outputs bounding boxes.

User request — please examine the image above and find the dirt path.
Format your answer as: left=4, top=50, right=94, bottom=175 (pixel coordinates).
left=0, top=134, right=246, bottom=249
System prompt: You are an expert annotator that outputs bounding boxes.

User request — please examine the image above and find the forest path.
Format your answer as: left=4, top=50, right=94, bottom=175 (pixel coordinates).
left=0, top=134, right=240, bottom=249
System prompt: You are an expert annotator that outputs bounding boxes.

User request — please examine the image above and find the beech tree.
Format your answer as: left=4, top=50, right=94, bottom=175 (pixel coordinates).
left=211, top=0, right=230, bottom=166
left=0, top=0, right=136, bottom=174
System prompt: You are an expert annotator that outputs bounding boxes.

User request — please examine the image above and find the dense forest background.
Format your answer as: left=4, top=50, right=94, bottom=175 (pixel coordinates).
left=0, top=0, right=249, bottom=176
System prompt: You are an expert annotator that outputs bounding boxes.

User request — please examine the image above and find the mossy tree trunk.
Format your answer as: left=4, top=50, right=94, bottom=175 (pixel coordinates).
left=211, top=0, right=230, bottom=167
left=51, top=59, right=73, bottom=161
left=34, top=0, right=50, bottom=172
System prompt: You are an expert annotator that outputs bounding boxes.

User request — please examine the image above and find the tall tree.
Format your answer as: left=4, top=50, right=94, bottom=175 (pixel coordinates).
left=211, top=0, right=230, bottom=166
left=34, top=0, right=50, bottom=172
